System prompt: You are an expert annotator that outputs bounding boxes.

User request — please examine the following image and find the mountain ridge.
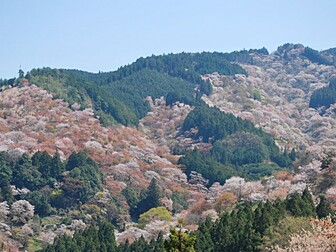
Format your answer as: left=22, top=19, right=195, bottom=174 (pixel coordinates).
left=0, top=43, right=336, bottom=251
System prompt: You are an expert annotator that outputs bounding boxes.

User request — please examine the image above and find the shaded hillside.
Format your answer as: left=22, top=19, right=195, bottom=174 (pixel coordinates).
left=310, top=77, right=336, bottom=110
left=28, top=51, right=250, bottom=126
left=322, top=47, right=336, bottom=56
left=302, top=47, right=333, bottom=65
left=29, top=68, right=198, bottom=126
left=178, top=105, right=292, bottom=184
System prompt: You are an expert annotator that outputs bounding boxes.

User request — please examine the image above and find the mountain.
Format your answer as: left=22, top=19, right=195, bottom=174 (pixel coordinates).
left=0, top=44, right=336, bottom=251
left=26, top=52, right=248, bottom=126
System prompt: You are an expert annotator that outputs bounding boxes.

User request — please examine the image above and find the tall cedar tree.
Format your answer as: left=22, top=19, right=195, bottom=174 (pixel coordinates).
left=132, top=178, right=161, bottom=220
left=316, top=195, right=332, bottom=218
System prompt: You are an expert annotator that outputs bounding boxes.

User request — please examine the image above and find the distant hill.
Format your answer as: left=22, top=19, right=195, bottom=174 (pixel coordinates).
left=310, top=77, right=336, bottom=110
left=322, top=47, right=336, bottom=56
left=27, top=51, right=253, bottom=126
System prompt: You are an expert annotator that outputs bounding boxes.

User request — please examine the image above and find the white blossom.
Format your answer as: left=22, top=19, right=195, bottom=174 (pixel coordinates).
left=11, top=200, right=34, bottom=224
left=0, top=201, right=10, bottom=221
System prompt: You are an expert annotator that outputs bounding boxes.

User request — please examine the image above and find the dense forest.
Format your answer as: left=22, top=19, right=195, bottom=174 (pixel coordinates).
left=0, top=151, right=103, bottom=215
left=40, top=188, right=333, bottom=252
left=28, top=68, right=198, bottom=126
left=27, top=51, right=254, bottom=126
left=178, top=105, right=294, bottom=184
left=322, top=47, right=336, bottom=56
left=310, top=77, right=336, bottom=110
left=302, top=47, right=333, bottom=65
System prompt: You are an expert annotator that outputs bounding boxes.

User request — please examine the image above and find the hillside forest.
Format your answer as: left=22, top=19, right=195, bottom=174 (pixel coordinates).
left=0, top=45, right=336, bottom=251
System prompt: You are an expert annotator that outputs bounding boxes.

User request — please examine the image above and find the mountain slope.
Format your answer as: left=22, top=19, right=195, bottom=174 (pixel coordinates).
left=27, top=51, right=249, bottom=126
left=1, top=44, right=336, bottom=251
left=202, top=44, right=336, bottom=156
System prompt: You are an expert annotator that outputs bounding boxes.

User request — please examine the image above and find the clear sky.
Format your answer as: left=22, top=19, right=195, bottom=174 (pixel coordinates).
left=1, top=0, right=335, bottom=79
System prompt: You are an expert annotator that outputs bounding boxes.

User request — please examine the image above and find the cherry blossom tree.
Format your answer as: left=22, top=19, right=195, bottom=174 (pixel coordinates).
left=11, top=200, right=34, bottom=224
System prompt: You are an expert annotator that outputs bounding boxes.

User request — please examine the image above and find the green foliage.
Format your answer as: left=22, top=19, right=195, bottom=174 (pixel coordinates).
left=322, top=47, right=336, bottom=56
left=66, top=151, right=94, bottom=170
left=0, top=78, right=9, bottom=87
left=41, top=221, right=117, bottom=252
left=51, top=151, right=65, bottom=179
left=302, top=47, right=332, bottom=65
left=192, top=196, right=323, bottom=252
left=178, top=149, right=238, bottom=185
left=24, top=190, right=52, bottom=217
left=171, top=191, right=189, bottom=213
left=208, top=203, right=261, bottom=252
left=179, top=147, right=282, bottom=185
left=194, top=217, right=214, bottom=252
left=52, top=152, right=103, bottom=208
left=165, top=228, right=196, bottom=252
left=0, top=150, right=103, bottom=214
left=289, top=148, right=296, bottom=161
left=309, top=77, right=336, bottom=110
left=131, top=179, right=162, bottom=220
left=69, top=163, right=103, bottom=196
left=316, top=195, right=332, bottom=218
left=252, top=89, right=262, bottom=101
left=29, top=51, right=249, bottom=126
left=32, top=150, right=65, bottom=180
left=239, top=163, right=281, bottom=181
left=180, top=105, right=290, bottom=184
left=122, top=186, right=139, bottom=209
left=32, top=151, right=53, bottom=179
left=199, top=79, right=213, bottom=96
left=94, top=51, right=247, bottom=83
left=166, top=92, right=183, bottom=106
left=253, top=201, right=276, bottom=235
left=182, top=106, right=280, bottom=158
left=212, top=132, right=267, bottom=166
left=138, top=207, right=172, bottom=228
left=285, top=189, right=316, bottom=217
left=12, top=154, right=44, bottom=190
left=0, top=152, right=13, bottom=203
left=260, top=216, right=312, bottom=251
left=40, top=196, right=332, bottom=252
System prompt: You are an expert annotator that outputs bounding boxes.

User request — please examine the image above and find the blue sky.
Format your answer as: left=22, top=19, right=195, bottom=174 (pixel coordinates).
left=1, top=0, right=335, bottom=78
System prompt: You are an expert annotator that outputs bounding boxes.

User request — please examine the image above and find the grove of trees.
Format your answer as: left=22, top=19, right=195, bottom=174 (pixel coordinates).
left=40, top=188, right=334, bottom=252
left=0, top=151, right=103, bottom=216
left=178, top=105, right=294, bottom=184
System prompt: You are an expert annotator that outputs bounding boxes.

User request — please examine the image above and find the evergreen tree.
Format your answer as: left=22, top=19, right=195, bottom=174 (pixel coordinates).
left=316, top=195, right=332, bottom=218
left=18, top=69, right=24, bottom=79
left=51, top=150, right=65, bottom=179
left=273, top=199, right=286, bottom=222
left=301, top=188, right=316, bottom=217
left=0, top=152, right=13, bottom=203
left=132, top=178, right=161, bottom=219
left=12, top=154, right=44, bottom=190
left=32, top=151, right=53, bottom=179
left=97, top=222, right=117, bottom=252
left=66, top=151, right=92, bottom=171
left=165, top=227, right=196, bottom=252
left=24, top=190, right=51, bottom=217
left=151, top=232, right=165, bottom=252
left=210, top=213, right=233, bottom=252
left=286, top=192, right=302, bottom=217
left=194, top=217, right=214, bottom=252
left=289, top=148, right=296, bottom=161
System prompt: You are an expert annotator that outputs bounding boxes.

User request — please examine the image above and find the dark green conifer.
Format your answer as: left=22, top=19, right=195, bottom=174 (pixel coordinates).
left=316, top=195, right=332, bottom=218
